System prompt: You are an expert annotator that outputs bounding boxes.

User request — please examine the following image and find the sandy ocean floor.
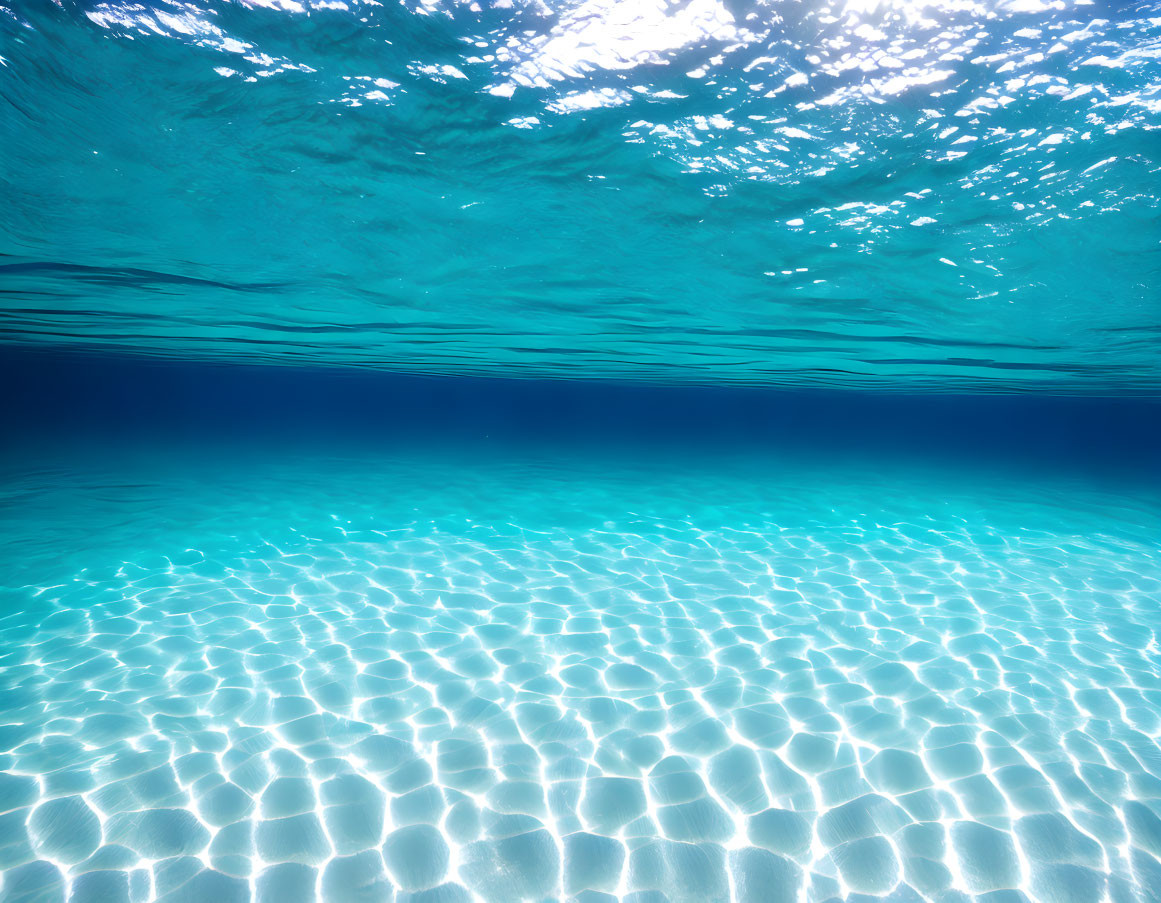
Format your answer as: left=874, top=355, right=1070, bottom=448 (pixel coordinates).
left=1, top=446, right=1159, bottom=903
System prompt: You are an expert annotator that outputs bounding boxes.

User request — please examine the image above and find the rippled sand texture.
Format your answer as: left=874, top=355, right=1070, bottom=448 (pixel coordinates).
left=1, top=454, right=1160, bottom=903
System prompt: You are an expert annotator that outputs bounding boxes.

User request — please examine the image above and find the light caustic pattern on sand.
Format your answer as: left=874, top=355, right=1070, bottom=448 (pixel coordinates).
left=1, top=459, right=1160, bottom=903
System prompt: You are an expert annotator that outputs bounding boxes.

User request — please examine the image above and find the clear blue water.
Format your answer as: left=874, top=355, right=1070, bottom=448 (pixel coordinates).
left=3, top=2, right=1161, bottom=903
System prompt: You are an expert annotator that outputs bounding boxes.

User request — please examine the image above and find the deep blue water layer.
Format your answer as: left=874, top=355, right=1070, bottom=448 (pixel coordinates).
left=4, top=348, right=1161, bottom=470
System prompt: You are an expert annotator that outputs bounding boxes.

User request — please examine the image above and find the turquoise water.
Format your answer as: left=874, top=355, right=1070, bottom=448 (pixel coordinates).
left=2, top=0, right=1160, bottom=390
left=3, top=1, right=1161, bottom=902
left=1, top=438, right=1160, bottom=903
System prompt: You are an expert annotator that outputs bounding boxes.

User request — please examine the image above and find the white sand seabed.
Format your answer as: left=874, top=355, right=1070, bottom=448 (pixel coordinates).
left=0, top=451, right=1159, bottom=903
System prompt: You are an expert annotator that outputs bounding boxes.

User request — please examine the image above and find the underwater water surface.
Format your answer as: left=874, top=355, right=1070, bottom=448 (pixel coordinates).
left=3, top=1, right=1161, bottom=902
left=2, top=0, right=1161, bottom=389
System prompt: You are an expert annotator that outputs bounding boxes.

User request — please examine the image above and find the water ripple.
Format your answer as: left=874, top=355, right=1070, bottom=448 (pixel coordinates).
left=1, top=1, right=1159, bottom=388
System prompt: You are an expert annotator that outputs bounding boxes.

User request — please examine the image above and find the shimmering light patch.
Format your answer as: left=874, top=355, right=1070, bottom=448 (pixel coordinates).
left=494, top=0, right=756, bottom=88
left=0, top=449, right=1159, bottom=902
